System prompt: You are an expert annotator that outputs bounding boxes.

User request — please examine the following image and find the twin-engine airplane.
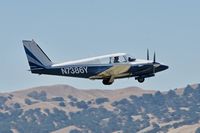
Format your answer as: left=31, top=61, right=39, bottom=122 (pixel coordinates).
left=23, top=40, right=168, bottom=85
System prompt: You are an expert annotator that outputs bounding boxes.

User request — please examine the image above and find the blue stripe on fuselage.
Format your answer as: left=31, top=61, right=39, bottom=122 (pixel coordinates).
left=31, top=65, right=112, bottom=78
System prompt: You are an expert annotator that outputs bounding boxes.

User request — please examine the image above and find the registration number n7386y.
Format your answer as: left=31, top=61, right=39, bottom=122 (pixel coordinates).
left=61, top=66, right=88, bottom=75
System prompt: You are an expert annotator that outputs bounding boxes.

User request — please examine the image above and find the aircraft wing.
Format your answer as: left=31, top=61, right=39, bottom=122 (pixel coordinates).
left=90, top=64, right=131, bottom=79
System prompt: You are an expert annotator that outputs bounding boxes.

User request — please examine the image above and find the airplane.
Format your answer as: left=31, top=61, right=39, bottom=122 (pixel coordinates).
left=23, top=40, right=168, bottom=85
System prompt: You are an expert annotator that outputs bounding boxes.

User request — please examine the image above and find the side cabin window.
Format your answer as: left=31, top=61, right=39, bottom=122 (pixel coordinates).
left=111, top=56, right=127, bottom=64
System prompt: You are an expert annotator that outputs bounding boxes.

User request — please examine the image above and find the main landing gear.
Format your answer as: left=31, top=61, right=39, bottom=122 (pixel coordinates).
left=102, top=77, right=145, bottom=85
left=136, top=77, right=145, bottom=83
left=102, top=78, right=114, bottom=85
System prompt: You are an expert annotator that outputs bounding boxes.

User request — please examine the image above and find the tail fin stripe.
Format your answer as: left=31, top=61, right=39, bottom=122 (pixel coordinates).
left=29, top=62, right=44, bottom=69
left=27, top=54, right=44, bottom=66
left=24, top=46, right=44, bottom=66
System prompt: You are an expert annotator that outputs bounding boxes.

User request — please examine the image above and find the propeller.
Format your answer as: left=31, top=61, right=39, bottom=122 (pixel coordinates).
left=153, top=51, right=161, bottom=74
left=153, top=55, right=156, bottom=74
left=146, top=49, right=160, bottom=74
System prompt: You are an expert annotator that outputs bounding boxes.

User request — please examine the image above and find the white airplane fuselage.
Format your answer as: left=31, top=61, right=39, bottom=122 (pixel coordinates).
left=23, top=40, right=168, bottom=85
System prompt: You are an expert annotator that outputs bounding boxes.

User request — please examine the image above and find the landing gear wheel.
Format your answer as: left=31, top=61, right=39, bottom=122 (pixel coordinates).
left=137, top=77, right=145, bottom=83
left=102, top=78, right=113, bottom=85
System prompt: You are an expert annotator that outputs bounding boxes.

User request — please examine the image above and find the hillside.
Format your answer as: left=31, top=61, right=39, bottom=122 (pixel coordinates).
left=0, top=84, right=200, bottom=133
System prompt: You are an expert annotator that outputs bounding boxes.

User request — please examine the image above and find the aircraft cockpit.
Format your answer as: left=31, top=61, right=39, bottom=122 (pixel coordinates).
left=110, top=54, right=136, bottom=64
left=71, top=53, right=136, bottom=65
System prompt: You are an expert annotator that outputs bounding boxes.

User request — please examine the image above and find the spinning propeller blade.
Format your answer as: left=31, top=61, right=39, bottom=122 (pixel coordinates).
left=153, top=52, right=156, bottom=63
left=147, top=49, right=149, bottom=60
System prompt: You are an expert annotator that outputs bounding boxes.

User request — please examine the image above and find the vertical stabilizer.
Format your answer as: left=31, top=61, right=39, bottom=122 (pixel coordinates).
left=23, top=40, right=52, bottom=71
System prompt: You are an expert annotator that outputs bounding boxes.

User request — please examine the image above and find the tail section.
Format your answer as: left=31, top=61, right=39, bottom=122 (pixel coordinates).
left=23, top=40, right=53, bottom=72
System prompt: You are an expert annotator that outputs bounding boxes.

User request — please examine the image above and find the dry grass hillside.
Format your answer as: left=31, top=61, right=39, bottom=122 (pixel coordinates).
left=0, top=84, right=200, bottom=133
left=11, top=84, right=156, bottom=101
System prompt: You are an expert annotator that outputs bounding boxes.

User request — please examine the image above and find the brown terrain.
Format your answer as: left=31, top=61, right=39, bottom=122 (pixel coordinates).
left=1, top=84, right=200, bottom=133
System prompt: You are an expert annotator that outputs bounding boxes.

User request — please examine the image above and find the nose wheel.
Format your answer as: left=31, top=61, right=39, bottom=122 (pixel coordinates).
left=137, top=77, right=145, bottom=83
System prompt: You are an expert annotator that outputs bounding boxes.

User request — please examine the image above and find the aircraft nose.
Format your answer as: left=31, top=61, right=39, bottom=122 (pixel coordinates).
left=160, top=64, right=169, bottom=71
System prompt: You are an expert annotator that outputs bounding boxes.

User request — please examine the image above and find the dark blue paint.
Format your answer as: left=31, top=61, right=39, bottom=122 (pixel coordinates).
left=24, top=46, right=44, bottom=66
left=31, top=63, right=168, bottom=80
left=32, top=65, right=111, bottom=78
